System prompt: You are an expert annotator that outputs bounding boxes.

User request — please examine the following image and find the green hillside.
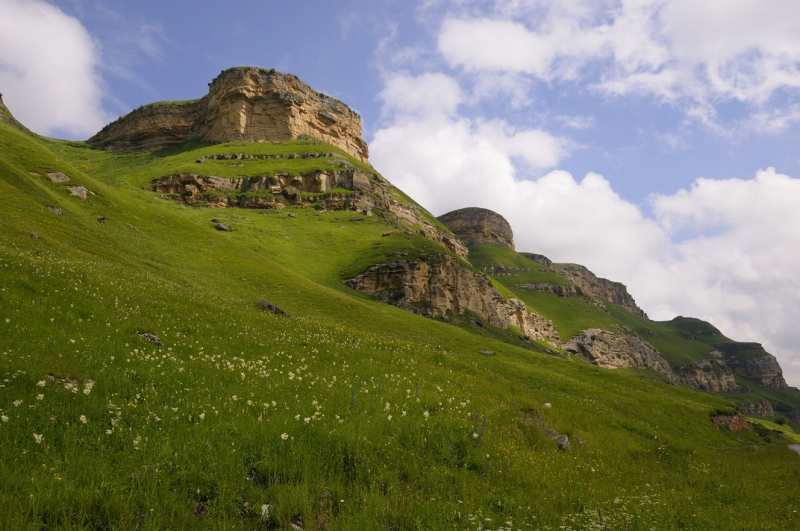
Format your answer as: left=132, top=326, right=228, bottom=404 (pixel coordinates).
left=2, top=115, right=800, bottom=529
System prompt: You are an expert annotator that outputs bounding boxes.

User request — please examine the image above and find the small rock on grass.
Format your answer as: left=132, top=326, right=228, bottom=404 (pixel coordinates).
left=215, top=223, right=229, bottom=231
left=47, top=172, right=70, bottom=182
left=259, top=299, right=290, bottom=317
left=478, top=349, right=495, bottom=356
left=137, top=332, right=162, bottom=347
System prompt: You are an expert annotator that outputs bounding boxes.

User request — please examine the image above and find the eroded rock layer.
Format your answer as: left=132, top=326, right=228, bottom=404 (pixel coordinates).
left=89, top=67, right=370, bottom=163
left=344, top=254, right=560, bottom=347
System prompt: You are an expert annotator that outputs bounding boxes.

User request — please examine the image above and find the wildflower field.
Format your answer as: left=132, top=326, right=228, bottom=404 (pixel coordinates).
left=1, top=117, right=800, bottom=529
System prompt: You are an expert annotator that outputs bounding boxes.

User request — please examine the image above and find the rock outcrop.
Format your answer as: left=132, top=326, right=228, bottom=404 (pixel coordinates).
left=677, top=351, right=739, bottom=392
left=438, top=208, right=515, bottom=250
left=740, top=399, right=775, bottom=417
left=89, top=67, right=369, bottom=163
left=555, top=264, right=647, bottom=319
left=563, top=328, right=673, bottom=378
left=344, top=254, right=560, bottom=347
left=724, top=349, right=788, bottom=390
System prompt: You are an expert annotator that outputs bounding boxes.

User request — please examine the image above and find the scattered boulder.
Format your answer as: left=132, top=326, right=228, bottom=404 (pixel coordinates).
left=287, top=213, right=296, bottom=218
left=382, top=231, right=393, bottom=237
left=30, top=232, right=39, bottom=240
left=47, top=206, right=63, bottom=215
left=259, top=299, right=289, bottom=317
left=554, top=434, right=571, bottom=451
left=478, top=349, right=495, bottom=356
left=137, top=332, right=162, bottom=347
left=47, top=172, right=70, bottom=183
left=215, top=223, right=229, bottom=231
left=97, top=216, right=106, bottom=223
left=67, top=186, right=88, bottom=199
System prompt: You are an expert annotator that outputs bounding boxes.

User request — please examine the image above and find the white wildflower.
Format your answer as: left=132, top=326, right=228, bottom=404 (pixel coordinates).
left=281, top=433, right=289, bottom=440
left=423, top=410, right=429, bottom=419
left=33, top=433, right=43, bottom=444
left=36, top=394, right=44, bottom=401
left=79, top=415, right=87, bottom=424
left=13, top=400, right=22, bottom=407
left=36, top=380, right=46, bottom=388
left=544, top=402, right=552, bottom=408
left=199, top=412, right=205, bottom=420
left=1, top=415, right=8, bottom=423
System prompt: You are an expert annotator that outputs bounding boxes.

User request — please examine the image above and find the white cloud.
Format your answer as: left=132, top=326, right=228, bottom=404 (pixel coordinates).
left=0, top=0, right=109, bottom=137
left=435, top=0, right=800, bottom=130
left=380, top=73, right=463, bottom=118
left=555, top=114, right=595, bottom=130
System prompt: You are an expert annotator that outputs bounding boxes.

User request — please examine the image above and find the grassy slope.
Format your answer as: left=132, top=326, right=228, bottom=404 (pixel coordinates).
left=1, top=122, right=800, bottom=529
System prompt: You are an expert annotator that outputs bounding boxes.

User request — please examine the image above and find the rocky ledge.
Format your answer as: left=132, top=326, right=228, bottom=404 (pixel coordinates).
left=563, top=327, right=674, bottom=378
left=152, top=168, right=468, bottom=259
left=344, top=254, right=560, bottom=347
left=89, top=67, right=370, bottom=163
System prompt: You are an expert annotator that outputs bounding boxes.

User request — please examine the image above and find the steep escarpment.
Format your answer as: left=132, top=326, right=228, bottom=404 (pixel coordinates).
left=438, top=208, right=515, bottom=250
left=724, top=350, right=788, bottom=390
left=665, top=317, right=788, bottom=390
left=89, top=67, right=370, bottom=163
left=344, top=254, right=560, bottom=347
left=555, top=264, right=647, bottom=319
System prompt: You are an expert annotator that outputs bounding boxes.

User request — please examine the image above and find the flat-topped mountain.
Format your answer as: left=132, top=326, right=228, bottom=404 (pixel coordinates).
left=89, top=67, right=370, bottom=163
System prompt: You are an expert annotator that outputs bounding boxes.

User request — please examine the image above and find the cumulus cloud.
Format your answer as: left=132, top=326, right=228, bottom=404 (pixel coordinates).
left=436, top=0, right=800, bottom=129
left=0, top=0, right=109, bottom=138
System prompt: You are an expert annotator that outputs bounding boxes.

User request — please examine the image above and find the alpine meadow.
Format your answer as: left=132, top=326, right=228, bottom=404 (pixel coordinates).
left=1, top=66, right=800, bottom=530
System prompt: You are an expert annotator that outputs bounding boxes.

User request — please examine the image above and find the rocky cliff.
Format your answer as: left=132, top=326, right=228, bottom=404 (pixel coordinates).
left=724, top=349, right=788, bottom=390
left=563, top=327, right=673, bottom=378
left=555, top=264, right=647, bottom=319
left=676, top=351, right=739, bottom=392
left=438, top=208, right=516, bottom=250
left=89, top=67, right=370, bottom=163
left=344, top=254, right=560, bottom=347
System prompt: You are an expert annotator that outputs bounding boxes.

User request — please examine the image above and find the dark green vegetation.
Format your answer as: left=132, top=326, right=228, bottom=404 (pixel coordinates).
left=2, top=112, right=800, bottom=530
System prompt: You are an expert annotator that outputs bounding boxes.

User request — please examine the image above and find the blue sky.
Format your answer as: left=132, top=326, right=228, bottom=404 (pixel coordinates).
left=3, top=0, right=800, bottom=385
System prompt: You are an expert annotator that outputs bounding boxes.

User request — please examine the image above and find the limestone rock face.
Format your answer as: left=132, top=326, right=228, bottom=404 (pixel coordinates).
left=740, top=399, right=775, bottom=417
left=89, top=67, right=370, bottom=163
left=677, top=351, right=739, bottom=392
left=344, top=254, right=560, bottom=347
left=438, top=207, right=515, bottom=250
left=724, top=350, right=788, bottom=390
left=556, top=264, right=647, bottom=319
left=563, top=328, right=673, bottom=378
